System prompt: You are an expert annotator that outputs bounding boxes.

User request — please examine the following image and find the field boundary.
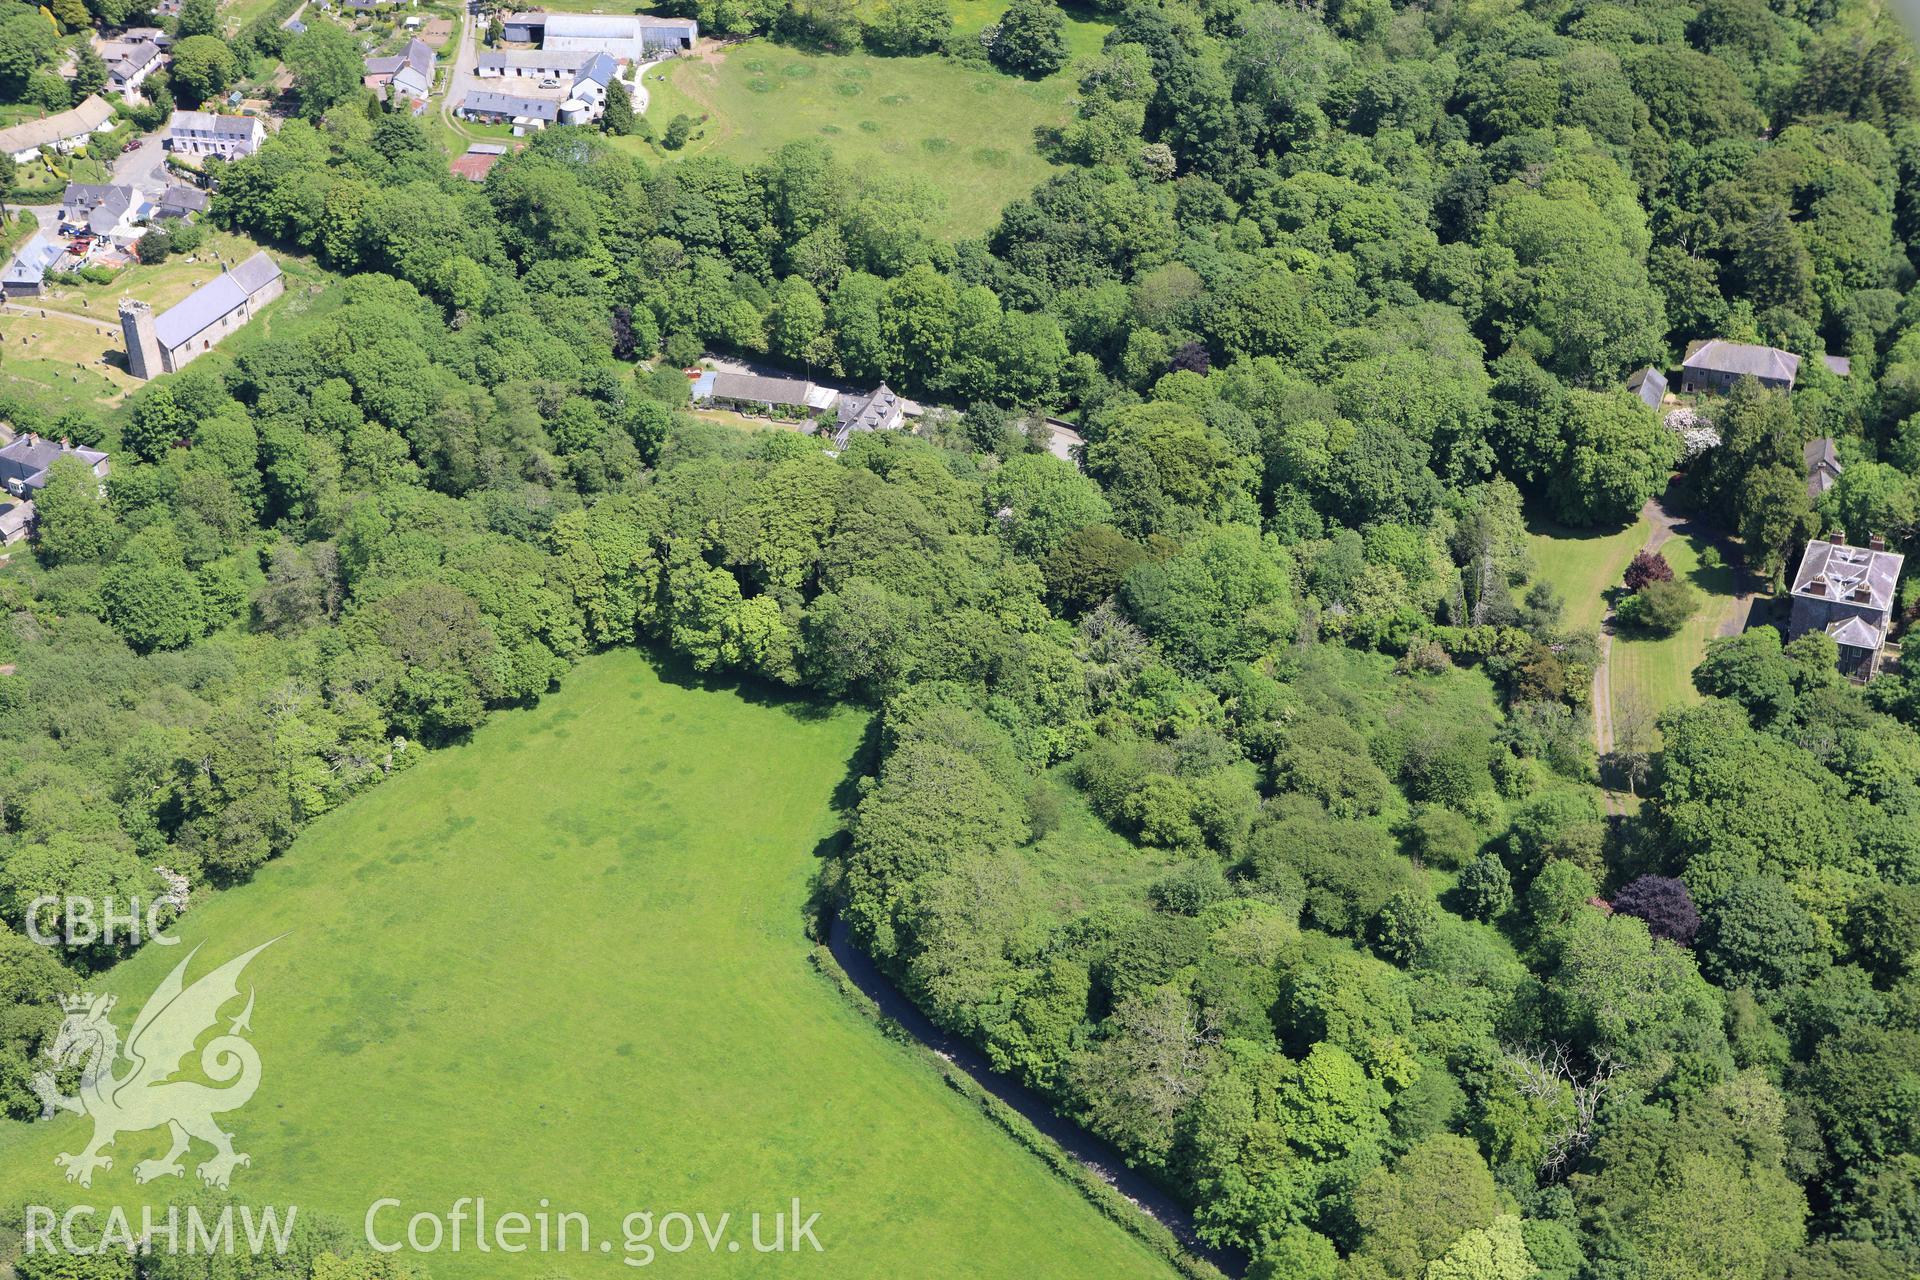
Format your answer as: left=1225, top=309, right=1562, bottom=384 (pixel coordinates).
left=811, top=927, right=1236, bottom=1280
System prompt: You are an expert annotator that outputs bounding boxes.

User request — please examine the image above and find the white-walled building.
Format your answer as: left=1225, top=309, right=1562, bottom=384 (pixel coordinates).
left=98, top=35, right=165, bottom=100
left=0, top=95, right=115, bottom=164
left=500, top=11, right=696, bottom=57
left=165, top=111, right=266, bottom=160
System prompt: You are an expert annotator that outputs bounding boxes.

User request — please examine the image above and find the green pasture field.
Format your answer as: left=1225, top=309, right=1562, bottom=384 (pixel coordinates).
left=0, top=651, right=1177, bottom=1279
left=633, top=39, right=1089, bottom=237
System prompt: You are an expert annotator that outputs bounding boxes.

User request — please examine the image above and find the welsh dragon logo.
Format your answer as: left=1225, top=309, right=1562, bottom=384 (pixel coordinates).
left=30, top=941, right=276, bottom=1190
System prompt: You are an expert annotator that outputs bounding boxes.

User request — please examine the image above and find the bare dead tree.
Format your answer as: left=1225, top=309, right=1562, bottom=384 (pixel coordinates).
left=1501, top=1042, right=1620, bottom=1180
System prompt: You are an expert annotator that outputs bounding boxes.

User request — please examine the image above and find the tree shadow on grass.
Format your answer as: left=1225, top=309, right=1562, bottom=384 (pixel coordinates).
left=804, top=711, right=881, bottom=939
left=647, top=643, right=851, bottom=722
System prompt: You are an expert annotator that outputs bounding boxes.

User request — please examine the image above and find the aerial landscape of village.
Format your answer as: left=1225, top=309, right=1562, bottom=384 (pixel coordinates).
left=0, top=0, right=1917, bottom=1273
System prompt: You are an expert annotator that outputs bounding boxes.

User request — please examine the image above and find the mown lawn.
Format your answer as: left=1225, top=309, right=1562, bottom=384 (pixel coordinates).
left=1608, top=530, right=1742, bottom=740
left=220, top=0, right=288, bottom=34
left=0, top=651, right=1178, bottom=1279
left=633, top=38, right=1093, bottom=237
left=1525, top=515, right=1653, bottom=634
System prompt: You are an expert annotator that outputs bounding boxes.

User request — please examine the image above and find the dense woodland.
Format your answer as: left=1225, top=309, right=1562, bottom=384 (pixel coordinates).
left=6, top=0, right=1920, bottom=1274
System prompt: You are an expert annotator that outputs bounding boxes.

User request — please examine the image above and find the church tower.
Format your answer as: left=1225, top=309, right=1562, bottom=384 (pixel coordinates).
left=119, top=299, right=161, bottom=380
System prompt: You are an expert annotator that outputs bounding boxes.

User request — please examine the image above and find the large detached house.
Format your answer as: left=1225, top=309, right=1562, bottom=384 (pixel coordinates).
left=831, top=383, right=905, bottom=448
left=98, top=35, right=165, bottom=100
left=59, top=182, right=142, bottom=240
left=1788, top=535, right=1906, bottom=679
left=1680, top=339, right=1801, bottom=395
left=165, top=110, right=265, bottom=160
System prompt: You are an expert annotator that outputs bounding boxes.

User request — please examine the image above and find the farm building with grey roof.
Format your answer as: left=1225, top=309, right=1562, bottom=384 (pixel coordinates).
left=1680, top=339, right=1801, bottom=394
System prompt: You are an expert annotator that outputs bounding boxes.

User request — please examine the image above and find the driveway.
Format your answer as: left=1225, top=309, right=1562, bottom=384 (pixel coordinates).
left=109, top=134, right=172, bottom=198
left=439, top=3, right=483, bottom=141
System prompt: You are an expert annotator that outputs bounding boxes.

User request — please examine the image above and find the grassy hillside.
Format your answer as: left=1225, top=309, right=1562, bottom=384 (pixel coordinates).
left=0, top=651, right=1176, bottom=1279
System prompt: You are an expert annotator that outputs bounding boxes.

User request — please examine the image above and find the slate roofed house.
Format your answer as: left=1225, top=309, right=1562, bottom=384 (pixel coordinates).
left=365, top=37, right=434, bottom=98
left=99, top=36, right=164, bottom=99
left=692, top=369, right=840, bottom=416
left=154, top=184, right=209, bottom=223
left=0, top=95, right=115, bottom=164
left=120, top=251, right=284, bottom=379
left=0, top=433, right=109, bottom=498
left=1680, top=338, right=1801, bottom=395
left=1804, top=437, right=1844, bottom=501
left=165, top=110, right=266, bottom=160
left=455, top=88, right=561, bottom=133
left=831, top=383, right=905, bottom=448
left=1626, top=366, right=1666, bottom=411
left=694, top=370, right=829, bottom=413
left=2, top=232, right=63, bottom=297
left=59, top=181, right=139, bottom=238
left=1788, top=534, right=1906, bottom=679
left=476, top=47, right=597, bottom=77
left=571, top=51, right=619, bottom=103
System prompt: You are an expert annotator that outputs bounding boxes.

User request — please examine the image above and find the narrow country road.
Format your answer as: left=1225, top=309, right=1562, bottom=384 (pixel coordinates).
left=439, top=3, right=483, bottom=144
left=826, top=916, right=1247, bottom=1278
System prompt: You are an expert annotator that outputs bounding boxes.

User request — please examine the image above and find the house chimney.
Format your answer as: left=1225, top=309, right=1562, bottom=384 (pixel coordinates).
left=1870, top=533, right=1887, bottom=552
left=1830, top=529, right=1848, bottom=546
